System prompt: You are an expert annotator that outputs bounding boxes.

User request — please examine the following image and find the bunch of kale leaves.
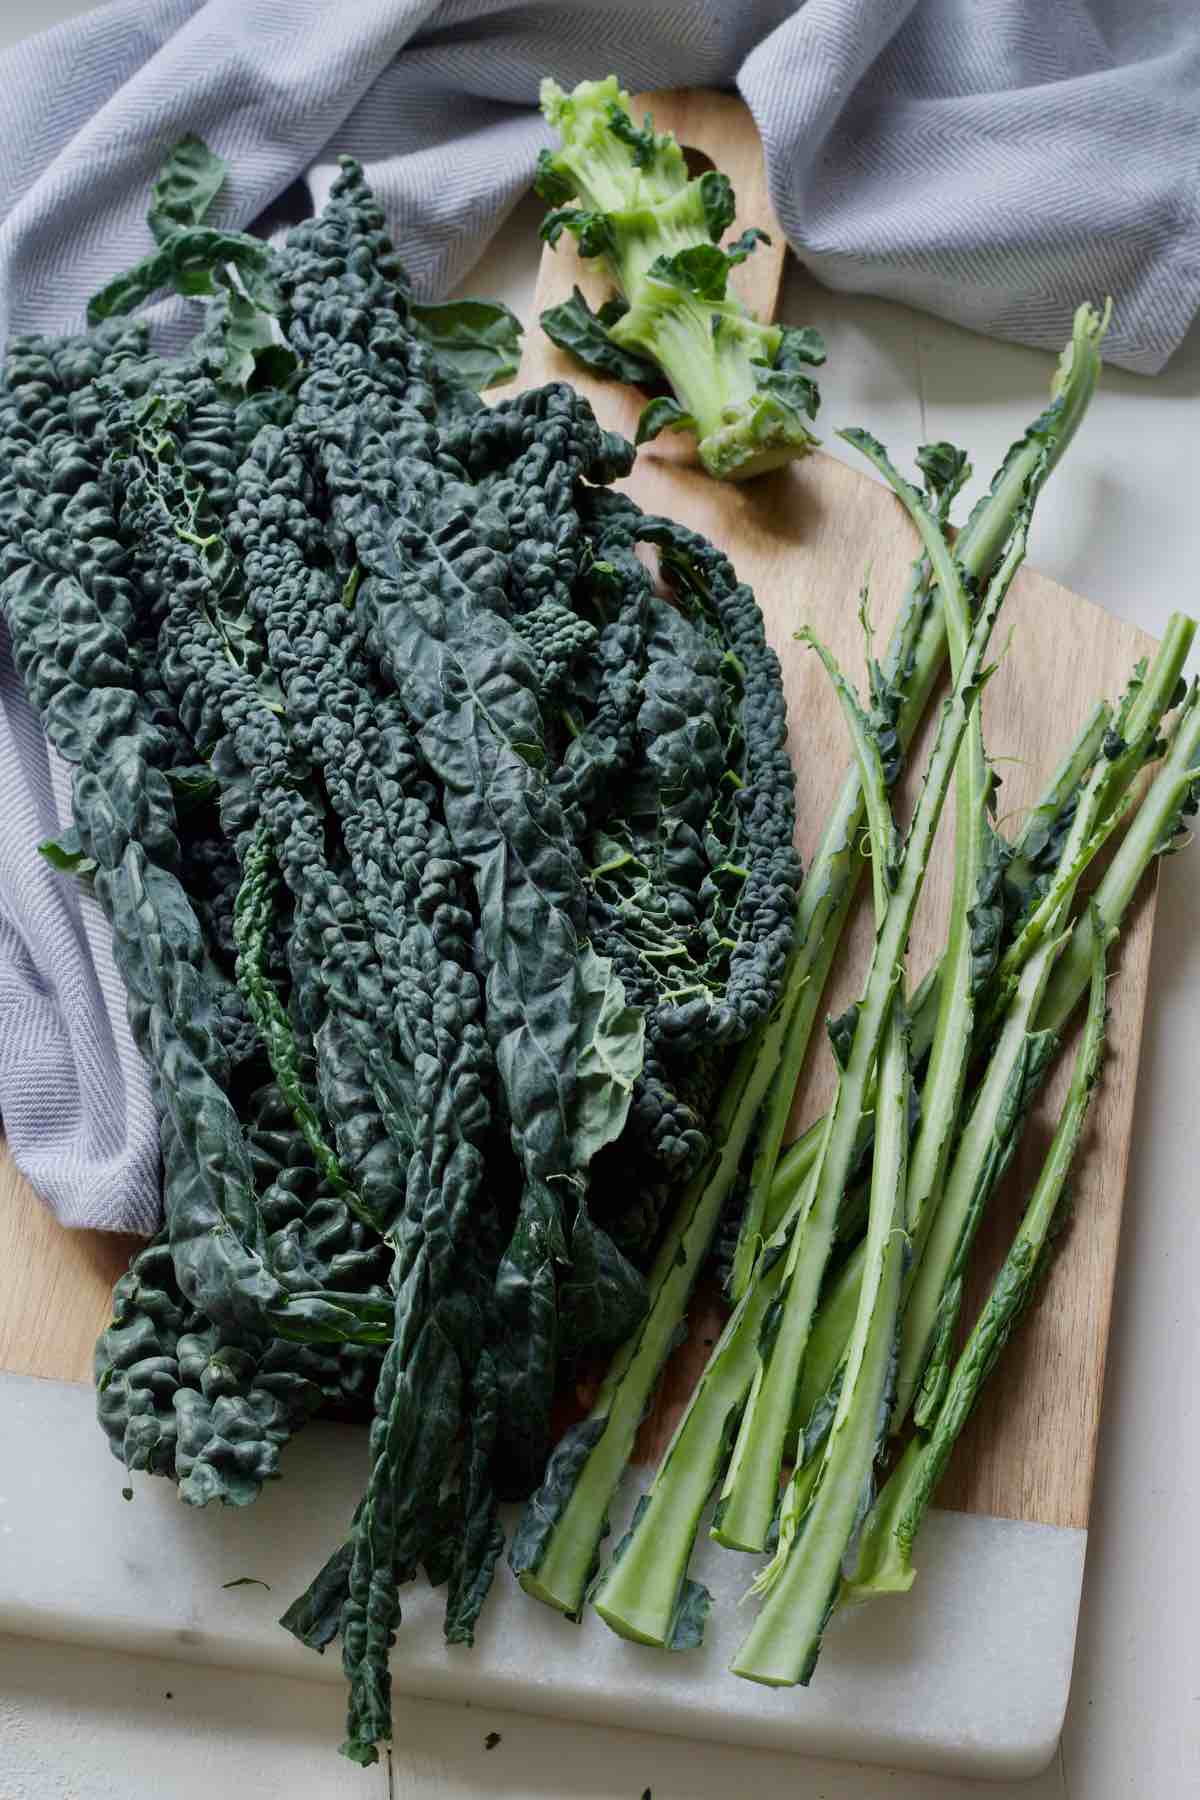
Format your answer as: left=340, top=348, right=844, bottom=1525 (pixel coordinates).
left=0, top=144, right=799, bottom=1764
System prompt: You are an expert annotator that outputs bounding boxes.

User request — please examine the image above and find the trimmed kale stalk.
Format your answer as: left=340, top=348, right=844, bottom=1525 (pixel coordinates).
left=781, top=615, right=1193, bottom=1453
left=844, top=919, right=1110, bottom=1600
left=894, top=618, right=1196, bottom=1427
left=841, top=421, right=1072, bottom=1366
left=727, top=619, right=1192, bottom=1695
left=711, top=508, right=1034, bottom=1558
left=1038, top=678, right=1200, bottom=1032
left=597, top=633, right=913, bottom=1656
left=736, top=1035, right=908, bottom=1678
left=728, top=448, right=969, bottom=1301
left=508, top=986, right=797, bottom=1623
left=719, top=633, right=908, bottom=1687
left=585, top=515, right=1023, bottom=1643
left=761, top=695, right=1109, bottom=1245
left=727, top=302, right=1110, bottom=1299
left=537, top=75, right=825, bottom=479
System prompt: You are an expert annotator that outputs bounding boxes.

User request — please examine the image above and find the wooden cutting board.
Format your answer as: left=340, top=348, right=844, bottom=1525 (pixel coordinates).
left=0, top=91, right=1156, bottom=1552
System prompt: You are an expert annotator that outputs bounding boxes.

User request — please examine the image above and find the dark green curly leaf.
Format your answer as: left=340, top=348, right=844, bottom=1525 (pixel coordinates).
left=533, top=147, right=577, bottom=206
left=540, top=287, right=663, bottom=388
left=215, top=283, right=278, bottom=390
left=775, top=324, right=826, bottom=370
left=752, top=326, right=826, bottom=423
left=87, top=246, right=179, bottom=323
left=664, top=1575, right=713, bottom=1650
left=88, top=227, right=279, bottom=325
left=410, top=298, right=522, bottom=391
left=605, top=101, right=657, bottom=168
left=917, top=439, right=971, bottom=506
left=38, top=828, right=97, bottom=880
left=697, top=170, right=736, bottom=242
left=827, top=1000, right=860, bottom=1072
left=647, top=243, right=731, bottom=302
left=636, top=395, right=695, bottom=445
left=508, top=1416, right=609, bottom=1598
left=558, top=1201, right=648, bottom=1353
left=279, top=1538, right=355, bottom=1652
left=567, top=945, right=645, bottom=1169
left=149, top=135, right=229, bottom=242
left=540, top=206, right=616, bottom=259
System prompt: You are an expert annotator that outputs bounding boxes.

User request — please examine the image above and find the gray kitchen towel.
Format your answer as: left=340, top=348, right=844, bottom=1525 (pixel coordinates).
left=1, top=0, right=1198, bottom=1231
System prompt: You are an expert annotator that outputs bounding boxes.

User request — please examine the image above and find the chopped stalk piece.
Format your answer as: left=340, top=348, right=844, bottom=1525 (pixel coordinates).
left=537, top=75, right=823, bottom=479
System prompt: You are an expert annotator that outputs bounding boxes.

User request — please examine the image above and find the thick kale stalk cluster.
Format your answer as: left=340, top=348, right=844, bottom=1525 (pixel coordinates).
left=0, top=144, right=800, bottom=1765
left=513, top=301, right=1200, bottom=1689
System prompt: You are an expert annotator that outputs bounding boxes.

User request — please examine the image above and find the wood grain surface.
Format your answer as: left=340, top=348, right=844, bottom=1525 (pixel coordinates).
left=0, top=1143, right=139, bottom=1383
left=0, top=91, right=1156, bottom=1538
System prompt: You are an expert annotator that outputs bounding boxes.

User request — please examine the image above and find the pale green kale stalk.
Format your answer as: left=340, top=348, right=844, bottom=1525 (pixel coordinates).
left=536, top=75, right=824, bottom=480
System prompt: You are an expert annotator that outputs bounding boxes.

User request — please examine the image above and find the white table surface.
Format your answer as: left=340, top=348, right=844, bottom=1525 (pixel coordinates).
left=2, top=6, right=1198, bottom=1798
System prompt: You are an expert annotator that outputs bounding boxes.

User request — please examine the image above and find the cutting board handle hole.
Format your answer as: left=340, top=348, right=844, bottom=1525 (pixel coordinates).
left=682, top=144, right=717, bottom=180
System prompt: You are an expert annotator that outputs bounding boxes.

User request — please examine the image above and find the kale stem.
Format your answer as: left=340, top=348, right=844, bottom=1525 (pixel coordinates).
left=727, top=633, right=910, bottom=1682
left=713, top=515, right=1031, bottom=1557
left=845, top=922, right=1109, bottom=1600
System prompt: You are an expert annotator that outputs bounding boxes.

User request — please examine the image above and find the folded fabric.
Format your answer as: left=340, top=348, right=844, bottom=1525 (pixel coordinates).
left=2, top=0, right=1198, bottom=1229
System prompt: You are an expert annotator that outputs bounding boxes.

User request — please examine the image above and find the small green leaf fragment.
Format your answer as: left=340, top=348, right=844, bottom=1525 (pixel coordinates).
left=38, top=831, right=95, bottom=877
left=605, top=101, right=657, bottom=168
left=410, top=298, right=522, bottom=390
left=636, top=396, right=695, bottom=445
left=533, top=147, right=576, bottom=206
left=148, top=135, right=229, bottom=241
left=541, top=288, right=662, bottom=388
left=698, top=170, right=736, bottom=241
